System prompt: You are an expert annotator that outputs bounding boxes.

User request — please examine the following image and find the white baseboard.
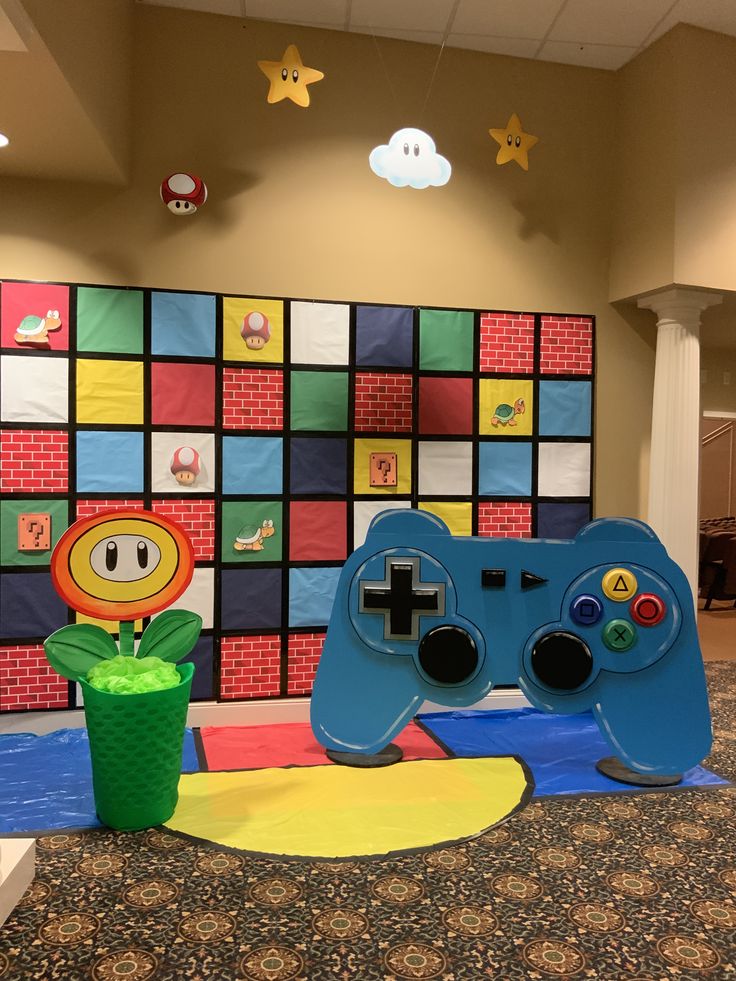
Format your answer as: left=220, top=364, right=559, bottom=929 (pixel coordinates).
left=0, top=689, right=530, bottom=736
left=0, top=838, right=35, bottom=927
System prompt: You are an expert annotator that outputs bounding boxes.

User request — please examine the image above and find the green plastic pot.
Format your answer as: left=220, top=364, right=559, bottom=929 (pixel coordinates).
left=80, top=661, right=194, bottom=831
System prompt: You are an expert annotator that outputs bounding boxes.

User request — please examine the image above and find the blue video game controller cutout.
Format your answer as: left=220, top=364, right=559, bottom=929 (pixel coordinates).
left=310, top=510, right=712, bottom=775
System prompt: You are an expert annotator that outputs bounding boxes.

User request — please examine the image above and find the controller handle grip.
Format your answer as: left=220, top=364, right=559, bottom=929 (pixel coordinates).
left=310, top=630, right=422, bottom=754
left=593, top=631, right=712, bottom=774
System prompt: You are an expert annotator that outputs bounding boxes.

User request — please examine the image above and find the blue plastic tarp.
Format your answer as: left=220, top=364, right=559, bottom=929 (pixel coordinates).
left=0, top=727, right=200, bottom=833
left=419, top=707, right=728, bottom=797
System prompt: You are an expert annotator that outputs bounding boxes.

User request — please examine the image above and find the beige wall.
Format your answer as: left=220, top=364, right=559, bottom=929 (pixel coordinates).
left=0, top=4, right=656, bottom=519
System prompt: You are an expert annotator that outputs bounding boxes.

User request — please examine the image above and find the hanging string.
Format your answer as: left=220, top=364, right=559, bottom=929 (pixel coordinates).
left=370, top=30, right=402, bottom=119
left=419, top=0, right=461, bottom=125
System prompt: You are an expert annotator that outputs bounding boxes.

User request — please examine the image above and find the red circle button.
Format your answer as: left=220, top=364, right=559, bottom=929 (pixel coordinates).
left=630, top=593, right=666, bottom=626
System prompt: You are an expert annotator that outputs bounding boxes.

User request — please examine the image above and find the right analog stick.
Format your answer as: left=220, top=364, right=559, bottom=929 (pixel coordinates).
left=531, top=631, right=593, bottom=691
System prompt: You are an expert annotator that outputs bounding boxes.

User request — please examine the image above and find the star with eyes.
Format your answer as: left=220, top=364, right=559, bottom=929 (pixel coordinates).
left=489, top=113, right=538, bottom=171
left=257, top=44, right=325, bottom=107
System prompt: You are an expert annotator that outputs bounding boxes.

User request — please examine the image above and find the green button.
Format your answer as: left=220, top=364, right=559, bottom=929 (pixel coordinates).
left=602, top=619, right=637, bottom=651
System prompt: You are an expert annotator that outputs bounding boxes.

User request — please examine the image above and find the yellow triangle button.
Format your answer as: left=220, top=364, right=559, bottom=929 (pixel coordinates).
left=602, top=568, right=638, bottom=601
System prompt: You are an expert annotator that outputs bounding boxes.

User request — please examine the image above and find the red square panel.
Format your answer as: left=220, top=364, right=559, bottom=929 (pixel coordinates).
left=0, top=644, right=68, bottom=712
left=223, top=368, right=283, bottom=430
left=1, top=282, right=70, bottom=351
left=418, top=377, right=473, bottom=434
left=220, top=634, right=281, bottom=700
left=540, top=316, right=593, bottom=375
left=0, top=429, right=68, bottom=493
left=77, top=499, right=144, bottom=518
left=151, top=362, right=215, bottom=426
left=354, top=372, right=413, bottom=432
left=151, top=499, right=215, bottom=561
left=478, top=502, right=532, bottom=538
left=289, top=501, right=347, bottom=561
left=287, top=632, right=325, bottom=695
left=479, top=312, right=535, bottom=374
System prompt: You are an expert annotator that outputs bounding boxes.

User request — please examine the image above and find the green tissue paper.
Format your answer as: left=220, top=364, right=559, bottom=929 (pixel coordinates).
left=86, top=655, right=182, bottom=694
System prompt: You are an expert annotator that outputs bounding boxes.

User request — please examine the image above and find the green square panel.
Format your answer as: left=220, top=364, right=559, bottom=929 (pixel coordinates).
left=221, top=501, right=283, bottom=563
left=77, top=287, right=144, bottom=354
left=291, top=371, right=348, bottom=431
left=419, top=309, right=474, bottom=372
left=0, top=499, right=69, bottom=567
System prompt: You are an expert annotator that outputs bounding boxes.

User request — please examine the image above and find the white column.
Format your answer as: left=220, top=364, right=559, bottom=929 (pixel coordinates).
left=638, top=288, right=722, bottom=599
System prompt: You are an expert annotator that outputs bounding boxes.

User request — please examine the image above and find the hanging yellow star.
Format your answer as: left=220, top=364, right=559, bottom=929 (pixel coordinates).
left=489, top=113, right=539, bottom=171
left=257, top=44, right=325, bottom=108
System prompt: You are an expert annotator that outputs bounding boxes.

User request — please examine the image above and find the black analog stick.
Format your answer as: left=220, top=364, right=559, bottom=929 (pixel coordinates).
left=531, top=632, right=593, bottom=691
left=418, top=625, right=478, bottom=685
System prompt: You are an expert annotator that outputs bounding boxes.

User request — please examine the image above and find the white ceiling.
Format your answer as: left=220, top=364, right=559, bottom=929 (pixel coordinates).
left=139, top=0, right=736, bottom=70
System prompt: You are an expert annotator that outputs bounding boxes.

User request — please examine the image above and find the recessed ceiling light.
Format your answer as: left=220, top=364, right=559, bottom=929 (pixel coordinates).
left=0, top=134, right=9, bottom=148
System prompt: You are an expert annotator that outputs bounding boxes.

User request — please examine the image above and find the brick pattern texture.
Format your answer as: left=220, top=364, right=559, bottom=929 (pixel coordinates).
left=480, top=313, right=535, bottom=373
left=220, top=635, right=281, bottom=699
left=77, top=499, right=144, bottom=518
left=355, top=373, right=413, bottom=432
left=223, top=368, right=283, bottom=430
left=540, top=316, right=593, bottom=375
left=0, top=645, right=68, bottom=712
left=151, top=499, right=215, bottom=561
left=478, top=502, right=532, bottom=538
left=0, top=429, right=68, bottom=492
left=287, top=632, right=325, bottom=695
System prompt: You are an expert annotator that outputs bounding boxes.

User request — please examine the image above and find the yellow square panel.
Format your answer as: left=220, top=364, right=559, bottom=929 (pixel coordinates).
left=223, top=297, right=284, bottom=363
left=76, top=359, right=143, bottom=424
left=479, top=379, right=533, bottom=436
left=419, top=501, right=473, bottom=537
left=354, top=438, right=412, bottom=495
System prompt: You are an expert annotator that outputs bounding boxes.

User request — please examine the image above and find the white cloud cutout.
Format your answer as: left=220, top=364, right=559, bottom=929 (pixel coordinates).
left=369, top=127, right=451, bottom=189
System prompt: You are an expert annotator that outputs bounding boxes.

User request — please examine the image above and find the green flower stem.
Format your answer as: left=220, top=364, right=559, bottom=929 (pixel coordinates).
left=119, top=620, right=135, bottom=657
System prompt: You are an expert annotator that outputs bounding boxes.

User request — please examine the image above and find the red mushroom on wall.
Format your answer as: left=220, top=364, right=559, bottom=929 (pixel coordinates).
left=241, top=311, right=271, bottom=350
left=170, top=446, right=201, bottom=485
left=160, top=173, right=208, bottom=215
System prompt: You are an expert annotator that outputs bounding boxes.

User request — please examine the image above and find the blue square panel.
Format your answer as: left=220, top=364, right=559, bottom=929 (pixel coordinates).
left=221, top=568, right=282, bottom=630
left=289, top=567, right=342, bottom=627
left=222, top=436, right=283, bottom=495
left=478, top=442, right=532, bottom=496
left=180, top=636, right=214, bottom=700
left=537, top=502, right=591, bottom=540
left=539, top=381, right=592, bottom=437
left=151, top=291, right=216, bottom=358
left=0, top=573, right=68, bottom=638
left=76, top=431, right=144, bottom=493
left=290, top=438, right=347, bottom=494
left=356, top=305, right=414, bottom=368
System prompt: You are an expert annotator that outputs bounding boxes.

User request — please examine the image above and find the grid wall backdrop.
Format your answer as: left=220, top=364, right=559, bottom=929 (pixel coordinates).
left=0, top=280, right=595, bottom=713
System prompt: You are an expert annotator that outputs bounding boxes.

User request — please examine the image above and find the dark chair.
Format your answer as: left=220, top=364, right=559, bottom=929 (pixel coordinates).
left=699, top=531, right=736, bottom=609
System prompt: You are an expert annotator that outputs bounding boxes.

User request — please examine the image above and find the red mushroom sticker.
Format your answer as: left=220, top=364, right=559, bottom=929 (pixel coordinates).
left=160, top=173, right=208, bottom=215
left=241, top=311, right=271, bottom=350
left=170, top=446, right=201, bottom=486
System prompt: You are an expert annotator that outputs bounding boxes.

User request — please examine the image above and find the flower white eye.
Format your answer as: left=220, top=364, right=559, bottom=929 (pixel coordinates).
left=90, top=535, right=161, bottom=582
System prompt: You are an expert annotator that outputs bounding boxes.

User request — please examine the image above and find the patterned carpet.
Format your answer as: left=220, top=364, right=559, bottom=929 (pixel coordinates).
left=2, top=662, right=736, bottom=979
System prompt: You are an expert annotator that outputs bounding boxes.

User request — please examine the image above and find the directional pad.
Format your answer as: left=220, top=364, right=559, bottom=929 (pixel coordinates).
left=360, top=557, right=445, bottom=640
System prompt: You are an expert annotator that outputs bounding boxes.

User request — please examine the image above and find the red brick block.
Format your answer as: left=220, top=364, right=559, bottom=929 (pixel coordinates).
left=76, top=499, right=144, bottom=518
left=0, top=430, right=68, bottom=493
left=220, top=634, right=281, bottom=699
left=0, top=645, right=68, bottom=711
left=480, top=313, right=535, bottom=374
left=540, top=316, right=593, bottom=375
left=287, top=632, right=325, bottom=695
left=151, top=499, right=215, bottom=560
left=223, top=368, right=283, bottom=430
left=355, top=373, right=413, bottom=432
left=478, top=502, right=532, bottom=538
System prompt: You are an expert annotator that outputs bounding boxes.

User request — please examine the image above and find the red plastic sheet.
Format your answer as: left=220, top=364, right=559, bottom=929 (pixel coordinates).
left=200, top=720, right=447, bottom=771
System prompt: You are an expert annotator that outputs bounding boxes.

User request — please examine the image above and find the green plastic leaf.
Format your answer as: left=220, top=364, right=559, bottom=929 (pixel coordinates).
left=44, top=623, right=119, bottom=682
left=137, top=609, right=203, bottom=663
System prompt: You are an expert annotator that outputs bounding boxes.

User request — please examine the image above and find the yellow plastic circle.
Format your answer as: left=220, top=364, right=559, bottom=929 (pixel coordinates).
left=601, top=567, right=638, bottom=602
